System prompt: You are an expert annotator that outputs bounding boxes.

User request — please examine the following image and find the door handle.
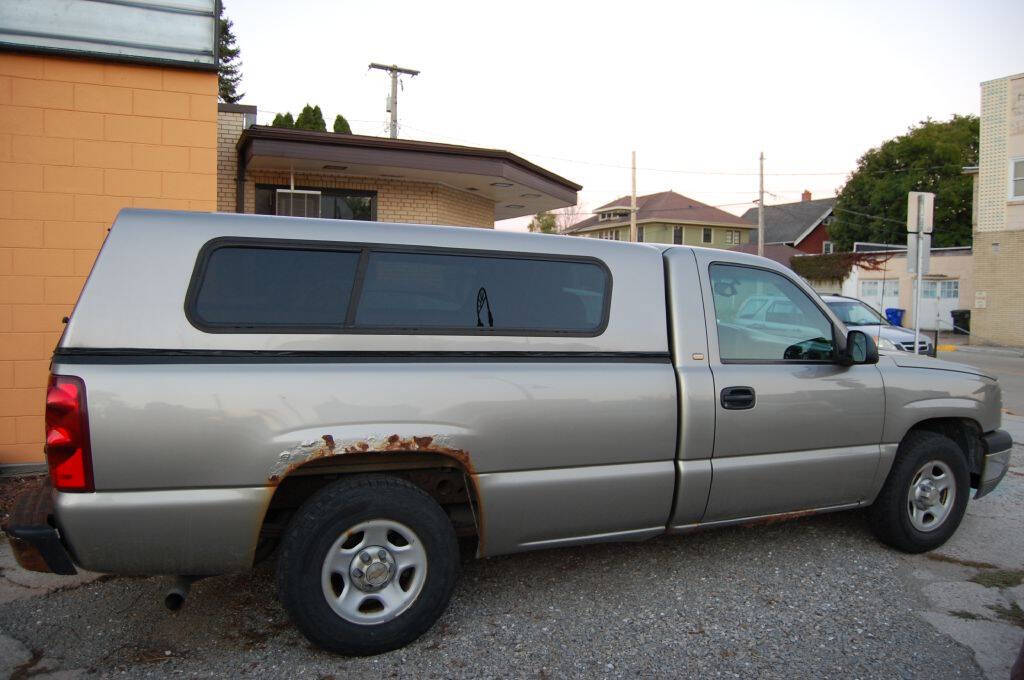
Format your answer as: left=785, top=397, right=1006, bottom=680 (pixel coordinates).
left=720, top=386, right=755, bottom=410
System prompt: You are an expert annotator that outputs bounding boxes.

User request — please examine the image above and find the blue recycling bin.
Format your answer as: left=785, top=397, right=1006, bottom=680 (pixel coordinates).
left=885, top=308, right=905, bottom=326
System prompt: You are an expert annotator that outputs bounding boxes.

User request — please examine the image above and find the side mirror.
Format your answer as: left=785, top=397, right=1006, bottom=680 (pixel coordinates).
left=839, top=329, right=878, bottom=366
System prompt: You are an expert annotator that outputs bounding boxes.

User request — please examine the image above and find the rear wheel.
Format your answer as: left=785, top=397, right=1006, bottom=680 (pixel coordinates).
left=277, top=474, right=458, bottom=655
left=867, top=430, right=969, bottom=553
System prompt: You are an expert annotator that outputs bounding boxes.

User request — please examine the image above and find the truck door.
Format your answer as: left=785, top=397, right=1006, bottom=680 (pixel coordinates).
left=696, top=254, right=885, bottom=523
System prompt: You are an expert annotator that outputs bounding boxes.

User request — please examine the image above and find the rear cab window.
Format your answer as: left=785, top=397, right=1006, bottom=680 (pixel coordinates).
left=186, top=239, right=611, bottom=336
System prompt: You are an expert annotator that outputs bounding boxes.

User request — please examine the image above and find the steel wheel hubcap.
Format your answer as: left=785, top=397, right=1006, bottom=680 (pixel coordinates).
left=907, top=460, right=955, bottom=532
left=321, top=519, right=427, bottom=625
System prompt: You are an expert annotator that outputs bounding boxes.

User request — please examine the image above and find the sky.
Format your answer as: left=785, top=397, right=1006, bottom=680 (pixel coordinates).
left=225, top=0, right=1023, bottom=230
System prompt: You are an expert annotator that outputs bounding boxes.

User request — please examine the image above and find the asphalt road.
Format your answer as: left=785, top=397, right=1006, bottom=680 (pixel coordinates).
left=938, top=348, right=1024, bottom=415
left=0, top=507, right=998, bottom=679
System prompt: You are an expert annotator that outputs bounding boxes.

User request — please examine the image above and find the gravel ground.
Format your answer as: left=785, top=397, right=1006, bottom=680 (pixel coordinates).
left=0, top=509, right=985, bottom=679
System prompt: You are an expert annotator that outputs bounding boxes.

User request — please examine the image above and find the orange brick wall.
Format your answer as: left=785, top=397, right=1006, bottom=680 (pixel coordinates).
left=0, top=53, right=218, bottom=464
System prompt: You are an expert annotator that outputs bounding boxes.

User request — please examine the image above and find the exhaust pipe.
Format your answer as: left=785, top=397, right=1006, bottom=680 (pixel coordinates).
left=164, top=575, right=200, bottom=611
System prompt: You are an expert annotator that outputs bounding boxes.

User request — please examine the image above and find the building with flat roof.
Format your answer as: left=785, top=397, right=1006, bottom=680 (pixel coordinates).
left=217, top=109, right=581, bottom=229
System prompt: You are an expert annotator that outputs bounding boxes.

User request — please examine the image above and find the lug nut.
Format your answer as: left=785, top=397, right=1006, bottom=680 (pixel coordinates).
left=352, top=568, right=363, bottom=578
left=378, top=549, right=387, bottom=560
left=360, top=552, right=371, bottom=563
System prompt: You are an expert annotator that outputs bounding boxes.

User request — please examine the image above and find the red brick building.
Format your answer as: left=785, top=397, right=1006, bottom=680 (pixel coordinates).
left=741, top=191, right=835, bottom=254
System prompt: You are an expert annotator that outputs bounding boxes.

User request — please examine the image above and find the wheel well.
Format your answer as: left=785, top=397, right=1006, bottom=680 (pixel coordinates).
left=257, top=452, right=480, bottom=564
left=905, top=417, right=984, bottom=486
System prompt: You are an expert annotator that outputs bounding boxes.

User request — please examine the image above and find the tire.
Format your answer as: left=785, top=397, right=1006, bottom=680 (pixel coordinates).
left=276, top=474, right=458, bottom=655
left=867, top=430, right=970, bottom=553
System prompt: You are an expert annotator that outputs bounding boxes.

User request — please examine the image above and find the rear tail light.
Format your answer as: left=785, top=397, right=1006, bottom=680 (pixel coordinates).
left=44, top=374, right=94, bottom=492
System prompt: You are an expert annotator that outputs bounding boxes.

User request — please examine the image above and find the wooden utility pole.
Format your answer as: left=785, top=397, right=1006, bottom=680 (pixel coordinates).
left=368, top=63, right=420, bottom=138
left=630, top=151, right=638, bottom=242
left=758, top=151, right=765, bottom=257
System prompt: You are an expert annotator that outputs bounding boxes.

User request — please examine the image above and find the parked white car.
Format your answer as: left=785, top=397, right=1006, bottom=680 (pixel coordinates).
left=822, top=295, right=935, bottom=356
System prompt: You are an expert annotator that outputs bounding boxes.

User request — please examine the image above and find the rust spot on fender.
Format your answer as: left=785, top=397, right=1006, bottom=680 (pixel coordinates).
left=267, top=433, right=476, bottom=484
left=265, top=432, right=485, bottom=556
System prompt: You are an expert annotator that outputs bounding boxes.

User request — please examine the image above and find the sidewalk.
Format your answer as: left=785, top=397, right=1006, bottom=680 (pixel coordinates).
left=935, top=332, right=1024, bottom=357
left=1002, top=414, right=1024, bottom=444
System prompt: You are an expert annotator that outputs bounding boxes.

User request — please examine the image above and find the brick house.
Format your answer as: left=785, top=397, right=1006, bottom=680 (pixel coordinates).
left=970, top=71, right=1024, bottom=347
left=565, top=190, right=754, bottom=248
left=741, top=192, right=836, bottom=254
left=217, top=106, right=580, bottom=228
left=0, top=1, right=218, bottom=466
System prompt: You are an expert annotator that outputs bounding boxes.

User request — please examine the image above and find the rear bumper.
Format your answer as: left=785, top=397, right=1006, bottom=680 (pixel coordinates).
left=975, top=429, right=1013, bottom=499
left=2, top=479, right=77, bottom=575
left=55, top=486, right=270, bottom=575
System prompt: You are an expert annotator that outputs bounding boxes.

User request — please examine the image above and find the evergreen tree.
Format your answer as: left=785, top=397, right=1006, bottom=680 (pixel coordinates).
left=295, top=104, right=327, bottom=131
left=271, top=112, right=295, bottom=128
left=333, top=114, right=353, bottom=134
left=217, top=2, right=244, bottom=103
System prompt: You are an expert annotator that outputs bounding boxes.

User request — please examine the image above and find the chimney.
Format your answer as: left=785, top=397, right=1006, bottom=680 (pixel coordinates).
left=801, top=190, right=812, bottom=202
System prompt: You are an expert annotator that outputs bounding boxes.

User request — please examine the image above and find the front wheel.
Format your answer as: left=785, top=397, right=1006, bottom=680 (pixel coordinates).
left=867, top=431, right=970, bottom=553
left=277, top=474, right=459, bottom=655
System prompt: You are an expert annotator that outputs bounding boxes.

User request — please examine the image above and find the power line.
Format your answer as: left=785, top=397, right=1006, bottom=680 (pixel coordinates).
left=833, top=206, right=907, bottom=225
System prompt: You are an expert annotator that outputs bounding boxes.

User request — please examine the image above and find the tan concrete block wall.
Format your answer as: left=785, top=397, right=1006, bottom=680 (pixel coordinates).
left=243, top=170, right=495, bottom=228
left=0, top=53, right=217, bottom=463
left=971, top=231, right=1024, bottom=347
left=216, top=110, right=244, bottom=211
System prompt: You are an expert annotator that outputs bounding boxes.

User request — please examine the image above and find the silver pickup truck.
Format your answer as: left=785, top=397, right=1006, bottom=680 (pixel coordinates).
left=5, top=210, right=1011, bottom=655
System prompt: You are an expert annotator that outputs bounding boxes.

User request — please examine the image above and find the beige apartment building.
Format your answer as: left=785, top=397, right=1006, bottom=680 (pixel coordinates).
left=970, top=72, right=1024, bottom=347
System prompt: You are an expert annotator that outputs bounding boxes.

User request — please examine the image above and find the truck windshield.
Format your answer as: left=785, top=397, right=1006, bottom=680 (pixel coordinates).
left=826, top=300, right=889, bottom=326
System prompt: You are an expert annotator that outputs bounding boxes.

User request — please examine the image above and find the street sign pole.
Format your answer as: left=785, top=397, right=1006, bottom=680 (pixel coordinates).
left=907, top=192, right=935, bottom=354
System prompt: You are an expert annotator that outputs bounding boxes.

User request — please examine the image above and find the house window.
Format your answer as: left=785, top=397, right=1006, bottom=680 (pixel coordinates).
left=822, top=241, right=834, bottom=254
left=1012, top=158, right=1024, bottom=199
left=637, top=226, right=645, bottom=242
left=702, top=227, right=712, bottom=244
left=673, top=227, right=682, bottom=245
left=256, top=185, right=377, bottom=220
left=276, top=189, right=320, bottom=218
left=924, top=280, right=960, bottom=300
left=723, top=230, right=741, bottom=245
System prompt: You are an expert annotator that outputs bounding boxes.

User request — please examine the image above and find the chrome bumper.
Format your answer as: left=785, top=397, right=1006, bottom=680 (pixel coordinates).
left=975, top=429, right=1012, bottom=499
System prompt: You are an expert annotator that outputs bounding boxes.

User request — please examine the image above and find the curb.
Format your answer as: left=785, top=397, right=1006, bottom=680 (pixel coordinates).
left=937, top=345, right=1024, bottom=358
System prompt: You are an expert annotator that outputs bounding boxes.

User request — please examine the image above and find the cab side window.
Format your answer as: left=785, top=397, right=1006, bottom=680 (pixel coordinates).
left=710, top=264, right=835, bottom=361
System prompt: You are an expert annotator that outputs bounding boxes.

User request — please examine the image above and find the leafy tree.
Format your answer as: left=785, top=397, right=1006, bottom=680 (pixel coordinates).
left=271, top=112, right=294, bottom=128
left=333, top=114, right=353, bottom=134
left=527, top=211, right=557, bottom=234
left=217, top=2, right=243, bottom=103
left=830, top=115, right=979, bottom=251
left=294, top=104, right=327, bottom=131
